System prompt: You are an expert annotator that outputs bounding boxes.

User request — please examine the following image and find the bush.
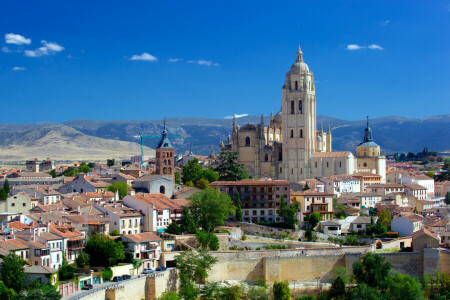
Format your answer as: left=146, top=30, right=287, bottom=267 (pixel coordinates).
left=273, top=281, right=290, bottom=300
left=166, top=222, right=182, bottom=235
left=295, top=296, right=315, bottom=300
left=241, top=234, right=247, bottom=241
left=102, top=268, right=113, bottom=281
left=58, top=259, right=77, bottom=282
left=264, top=245, right=287, bottom=250
left=75, top=252, right=90, bottom=268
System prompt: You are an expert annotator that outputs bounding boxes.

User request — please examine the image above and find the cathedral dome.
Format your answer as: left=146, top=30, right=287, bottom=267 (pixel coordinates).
left=290, top=45, right=309, bottom=74
left=274, top=112, right=282, bottom=123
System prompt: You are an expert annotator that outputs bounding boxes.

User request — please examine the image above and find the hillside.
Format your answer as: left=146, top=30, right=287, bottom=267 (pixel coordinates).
left=0, top=124, right=154, bottom=161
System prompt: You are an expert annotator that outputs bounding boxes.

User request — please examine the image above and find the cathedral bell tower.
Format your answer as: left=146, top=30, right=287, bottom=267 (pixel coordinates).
left=281, top=45, right=317, bottom=181
left=155, top=120, right=175, bottom=179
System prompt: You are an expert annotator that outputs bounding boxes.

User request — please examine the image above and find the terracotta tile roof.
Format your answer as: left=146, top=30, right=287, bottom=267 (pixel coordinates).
left=404, top=183, right=427, bottom=190
left=132, top=174, right=171, bottom=182
left=311, top=151, right=352, bottom=158
left=291, top=190, right=334, bottom=196
left=412, top=228, right=439, bottom=240
left=32, top=203, right=68, bottom=212
left=411, top=175, right=434, bottom=181
left=210, top=179, right=290, bottom=187
left=402, top=214, right=424, bottom=222
left=129, top=193, right=189, bottom=210
left=122, top=231, right=162, bottom=243
left=351, top=216, right=374, bottom=224
left=0, top=239, right=29, bottom=251
left=49, top=223, right=83, bottom=239
left=8, top=221, right=35, bottom=230
left=367, top=183, right=405, bottom=188
left=24, top=265, right=58, bottom=274
left=39, top=231, right=62, bottom=241
left=352, top=172, right=382, bottom=178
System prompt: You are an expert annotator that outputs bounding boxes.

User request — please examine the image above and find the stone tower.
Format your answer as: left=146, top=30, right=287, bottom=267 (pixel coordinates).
left=155, top=121, right=175, bottom=179
left=281, top=45, right=317, bottom=181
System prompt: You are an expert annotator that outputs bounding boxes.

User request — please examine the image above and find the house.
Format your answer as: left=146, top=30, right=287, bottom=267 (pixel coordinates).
left=291, top=190, right=334, bottom=221
left=352, top=172, right=382, bottom=192
left=7, top=172, right=52, bottom=179
left=349, top=216, right=377, bottom=234
left=391, top=214, right=424, bottom=237
left=0, top=192, right=38, bottom=214
left=24, top=265, right=59, bottom=286
left=291, top=179, right=325, bottom=192
left=404, top=183, right=427, bottom=200
left=131, top=174, right=178, bottom=197
left=49, top=223, right=86, bottom=263
left=336, top=195, right=361, bottom=209
left=210, top=179, right=290, bottom=223
left=37, top=231, right=64, bottom=269
left=95, top=203, right=144, bottom=235
left=58, top=174, right=109, bottom=194
left=412, top=228, right=440, bottom=251
left=122, top=194, right=189, bottom=232
left=352, top=192, right=382, bottom=208
left=121, top=232, right=162, bottom=269
left=0, top=239, right=30, bottom=261
left=12, top=187, right=61, bottom=205
left=122, top=165, right=141, bottom=178
left=402, top=175, right=435, bottom=199
left=440, top=231, right=450, bottom=247
left=365, top=183, right=405, bottom=195
left=320, top=175, right=361, bottom=197
left=319, top=221, right=342, bottom=236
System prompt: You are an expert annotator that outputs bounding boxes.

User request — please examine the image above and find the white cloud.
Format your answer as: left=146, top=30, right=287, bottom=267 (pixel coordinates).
left=2, top=46, right=12, bottom=53
left=381, top=19, right=390, bottom=26
left=5, top=33, right=31, bottom=45
left=168, top=58, right=182, bottom=62
left=12, top=66, right=26, bottom=71
left=130, top=52, right=157, bottom=61
left=186, top=60, right=194, bottom=63
left=224, top=113, right=249, bottom=119
left=368, top=44, right=384, bottom=50
left=25, top=40, right=64, bottom=57
left=346, top=44, right=365, bottom=50
left=197, top=59, right=219, bottom=66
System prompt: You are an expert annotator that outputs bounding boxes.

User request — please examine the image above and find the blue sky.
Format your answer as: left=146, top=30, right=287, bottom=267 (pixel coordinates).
left=1, top=0, right=449, bottom=123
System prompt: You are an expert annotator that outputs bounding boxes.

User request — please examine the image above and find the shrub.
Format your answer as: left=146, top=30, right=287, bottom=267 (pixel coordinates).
left=273, top=281, right=290, bottom=300
left=102, top=268, right=113, bottom=281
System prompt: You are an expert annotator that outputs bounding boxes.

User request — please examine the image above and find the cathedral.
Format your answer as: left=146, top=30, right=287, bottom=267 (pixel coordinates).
left=220, top=45, right=386, bottom=182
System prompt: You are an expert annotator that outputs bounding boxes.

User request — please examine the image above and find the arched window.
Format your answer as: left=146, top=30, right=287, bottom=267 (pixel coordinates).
left=164, top=160, right=167, bottom=164
left=300, top=129, right=303, bottom=138
left=300, top=168, right=302, bottom=174
left=265, top=153, right=268, bottom=162
left=326, top=162, right=329, bottom=168
left=245, top=137, right=250, bottom=146
left=160, top=185, right=165, bottom=194
left=280, top=167, right=282, bottom=173
left=363, top=162, right=367, bottom=167
left=315, top=162, right=318, bottom=168
left=291, top=101, right=295, bottom=114
left=168, top=167, right=172, bottom=173
left=298, top=100, right=302, bottom=114
left=339, top=162, right=342, bottom=168
left=291, top=169, right=294, bottom=174
left=290, top=130, right=294, bottom=138
left=295, top=81, right=298, bottom=90
left=163, top=167, right=167, bottom=174
left=168, top=160, right=171, bottom=165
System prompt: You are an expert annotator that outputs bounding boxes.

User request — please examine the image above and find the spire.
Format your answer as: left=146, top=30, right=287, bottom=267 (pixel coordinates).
left=320, top=123, right=323, bottom=133
left=157, top=119, right=173, bottom=148
left=296, top=44, right=303, bottom=62
left=270, top=111, right=274, bottom=122
left=232, top=114, right=236, bottom=131
left=327, top=124, right=331, bottom=134
left=363, top=116, right=373, bottom=143
left=261, top=114, right=264, bottom=126
left=209, top=145, right=216, bottom=159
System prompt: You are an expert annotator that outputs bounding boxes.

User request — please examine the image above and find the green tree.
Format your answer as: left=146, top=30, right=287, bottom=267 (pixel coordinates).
left=63, top=166, right=77, bottom=177
left=107, top=159, right=115, bottom=167
left=182, top=158, right=204, bottom=184
left=58, top=259, right=77, bottom=281
left=202, top=168, right=219, bottom=183
left=304, top=229, right=313, bottom=241
left=329, top=276, right=346, bottom=299
left=87, top=162, right=96, bottom=169
left=188, top=188, right=235, bottom=232
left=214, top=151, right=249, bottom=181
left=102, top=268, right=113, bottom=281
left=196, top=178, right=210, bottom=190
left=279, top=195, right=299, bottom=229
left=3, top=180, right=10, bottom=196
left=24, top=280, right=62, bottom=300
left=445, top=191, right=450, bottom=205
left=303, top=182, right=310, bottom=191
left=85, top=234, right=125, bottom=267
left=247, top=286, right=269, bottom=300
left=176, top=249, right=217, bottom=300
left=48, top=169, right=57, bottom=178
left=106, top=181, right=131, bottom=199
left=219, top=285, right=242, bottom=300
left=110, top=229, right=120, bottom=236
left=132, top=259, right=142, bottom=271
left=158, top=290, right=179, bottom=300
left=166, top=222, right=182, bottom=235
left=0, top=254, right=25, bottom=293
left=308, top=212, right=321, bottom=229
left=180, top=207, right=197, bottom=234
left=0, top=188, right=6, bottom=201
left=196, top=231, right=219, bottom=251
left=352, top=253, right=391, bottom=288
left=235, top=192, right=243, bottom=222
left=75, top=252, right=90, bottom=268
left=272, top=281, right=290, bottom=300
left=0, top=281, right=16, bottom=299
left=174, top=171, right=182, bottom=185
left=377, top=209, right=392, bottom=229
left=77, top=162, right=92, bottom=174
left=385, top=273, right=423, bottom=300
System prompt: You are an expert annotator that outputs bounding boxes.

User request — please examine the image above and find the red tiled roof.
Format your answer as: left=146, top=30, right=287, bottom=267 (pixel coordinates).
left=311, top=151, right=351, bottom=158
left=210, top=179, right=290, bottom=187
left=129, top=194, right=189, bottom=210
left=122, top=231, right=162, bottom=243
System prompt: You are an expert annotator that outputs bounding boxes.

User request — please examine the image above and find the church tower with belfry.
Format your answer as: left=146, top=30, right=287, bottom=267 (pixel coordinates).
left=155, top=121, right=175, bottom=179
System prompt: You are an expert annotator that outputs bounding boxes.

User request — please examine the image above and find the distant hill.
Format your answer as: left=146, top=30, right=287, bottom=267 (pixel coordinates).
left=0, top=124, right=154, bottom=161
left=0, top=114, right=448, bottom=161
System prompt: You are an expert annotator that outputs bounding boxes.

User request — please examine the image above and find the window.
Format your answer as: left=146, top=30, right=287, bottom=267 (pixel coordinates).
left=245, top=137, right=250, bottom=146
left=265, top=153, right=268, bottom=162
left=298, top=100, right=302, bottom=114
left=290, top=130, right=294, bottom=138
left=300, top=129, right=303, bottom=138
left=160, top=185, right=165, bottom=194
left=129, top=219, right=132, bottom=227
left=122, top=220, right=125, bottom=227
left=11, top=203, right=15, bottom=207
left=23, top=203, right=26, bottom=207
left=295, top=81, right=298, bottom=90
left=339, top=162, right=342, bottom=168
left=290, top=101, right=295, bottom=114
left=326, top=162, right=329, bottom=168
left=363, top=162, right=367, bottom=167
left=315, top=162, right=318, bottom=168
left=163, top=167, right=167, bottom=174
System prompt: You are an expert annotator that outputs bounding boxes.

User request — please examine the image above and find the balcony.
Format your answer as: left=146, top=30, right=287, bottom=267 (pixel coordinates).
left=67, top=238, right=86, bottom=251
left=142, top=243, right=158, bottom=251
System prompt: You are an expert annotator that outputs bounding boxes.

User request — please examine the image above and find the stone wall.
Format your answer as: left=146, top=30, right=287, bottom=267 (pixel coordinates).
left=439, top=250, right=450, bottom=275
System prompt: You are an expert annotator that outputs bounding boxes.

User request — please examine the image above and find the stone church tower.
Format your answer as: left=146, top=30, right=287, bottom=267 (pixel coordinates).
left=155, top=121, right=175, bottom=180
left=281, top=45, right=329, bottom=181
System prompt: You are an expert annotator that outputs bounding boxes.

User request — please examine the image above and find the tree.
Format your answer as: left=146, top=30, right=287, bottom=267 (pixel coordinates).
left=107, top=181, right=131, bottom=199
left=308, top=212, right=321, bottom=229
left=280, top=200, right=299, bottom=230
left=132, top=259, right=142, bottom=271
left=75, top=252, right=90, bottom=268
left=0, top=254, right=25, bottom=293
left=77, top=162, right=92, bottom=174
left=352, top=253, right=391, bottom=288
left=182, top=158, right=204, bottom=184
left=329, top=276, right=346, bottom=299
left=107, top=159, right=115, bottom=167
left=63, top=166, right=77, bottom=177
left=180, top=207, right=197, bottom=234
left=48, top=169, right=57, bottom=178
left=196, top=178, right=210, bottom=190
left=246, top=286, right=269, bottom=300
left=445, top=191, right=450, bottom=205
left=102, top=268, right=113, bottom=281
left=219, top=285, right=242, bottom=300
left=235, top=192, right=243, bottom=222
left=272, top=281, right=290, bottom=300
left=166, top=222, right=182, bottom=235
left=87, top=162, right=96, bottom=169
left=110, top=229, right=120, bottom=236
left=58, top=259, right=77, bottom=281
left=202, top=168, right=219, bottom=183
left=3, top=180, right=10, bottom=196
left=377, top=209, right=392, bottom=229
left=188, top=188, right=235, bottom=232
left=24, top=280, right=62, bottom=300
left=196, top=231, right=219, bottom=251
left=174, top=171, right=182, bottom=185
left=304, top=229, right=313, bottom=241
left=0, top=281, right=16, bottom=299
left=158, top=290, right=179, bottom=300
left=176, top=250, right=217, bottom=300
left=385, top=273, right=423, bottom=300
left=0, top=188, right=6, bottom=201
left=85, top=234, right=125, bottom=267
left=303, top=182, right=310, bottom=191
left=214, top=151, right=249, bottom=181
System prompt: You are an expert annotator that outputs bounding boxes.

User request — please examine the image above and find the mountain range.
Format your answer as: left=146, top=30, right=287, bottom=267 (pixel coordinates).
left=0, top=114, right=448, bottom=162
